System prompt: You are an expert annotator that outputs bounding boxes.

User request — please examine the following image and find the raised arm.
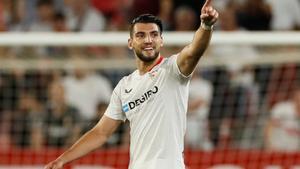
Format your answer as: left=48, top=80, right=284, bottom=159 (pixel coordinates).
left=44, top=115, right=122, bottom=169
left=177, top=0, right=218, bottom=76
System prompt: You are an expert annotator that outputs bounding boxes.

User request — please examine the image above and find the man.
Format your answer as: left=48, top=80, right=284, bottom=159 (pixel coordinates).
left=264, top=87, right=300, bottom=152
left=45, top=0, right=218, bottom=168
left=186, top=73, right=213, bottom=150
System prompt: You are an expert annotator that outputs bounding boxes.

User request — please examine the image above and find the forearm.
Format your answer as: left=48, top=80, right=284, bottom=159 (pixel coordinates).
left=189, top=24, right=213, bottom=58
left=188, top=0, right=218, bottom=57
left=176, top=0, right=218, bottom=76
left=178, top=25, right=212, bottom=75
left=45, top=116, right=121, bottom=169
left=56, top=127, right=109, bottom=165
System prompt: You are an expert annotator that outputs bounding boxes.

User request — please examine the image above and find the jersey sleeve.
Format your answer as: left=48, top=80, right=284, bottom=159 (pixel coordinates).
left=104, top=79, right=126, bottom=122
left=169, top=54, right=192, bottom=81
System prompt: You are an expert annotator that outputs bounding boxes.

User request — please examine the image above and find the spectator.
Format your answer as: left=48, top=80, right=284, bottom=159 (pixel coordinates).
left=127, top=0, right=172, bottom=30
left=0, top=111, right=12, bottom=151
left=64, top=0, right=106, bottom=32
left=0, top=69, right=50, bottom=112
left=227, top=66, right=260, bottom=148
left=0, top=70, right=24, bottom=112
left=211, top=5, right=259, bottom=66
left=25, top=0, right=63, bottom=26
left=52, top=11, right=68, bottom=32
left=91, top=0, right=120, bottom=19
left=264, top=86, right=300, bottom=152
left=208, top=5, right=261, bottom=148
left=5, top=0, right=28, bottom=31
left=185, top=72, right=213, bottom=150
left=173, top=6, right=197, bottom=31
left=265, top=64, right=297, bottom=109
left=11, top=91, right=44, bottom=150
left=236, top=0, right=272, bottom=30
left=28, top=0, right=55, bottom=32
left=128, top=0, right=159, bottom=20
left=0, top=0, right=9, bottom=31
left=172, top=0, right=205, bottom=18
left=266, top=0, right=300, bottom=30
left=26, top=0, right=56, bottom=57
left=44, top=81, right=81, bottom=147
left=163, top=5, right=197, bottom=57
left=49, top=11, right=70, bottom=57
left=63, top=58, right=112, bottom=121
left=26, top=70, right=54, bottom=103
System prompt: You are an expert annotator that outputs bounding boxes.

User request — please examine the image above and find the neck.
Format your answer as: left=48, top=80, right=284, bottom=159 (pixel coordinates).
left=136, top=55, right=163, bottom=75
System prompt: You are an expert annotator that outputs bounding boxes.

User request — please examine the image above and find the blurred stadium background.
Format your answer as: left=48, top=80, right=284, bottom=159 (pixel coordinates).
left=0, top=0, right=300, bottom=169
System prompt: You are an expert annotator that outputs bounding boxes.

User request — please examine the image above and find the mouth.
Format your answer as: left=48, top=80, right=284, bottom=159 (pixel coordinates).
left=143, top=47, right=154, bottom=52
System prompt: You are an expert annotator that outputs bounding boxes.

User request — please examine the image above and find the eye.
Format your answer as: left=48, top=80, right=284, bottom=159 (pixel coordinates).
left=135, top=33, right=145, bottom=38
left=151, top=32, right=159, bottom=38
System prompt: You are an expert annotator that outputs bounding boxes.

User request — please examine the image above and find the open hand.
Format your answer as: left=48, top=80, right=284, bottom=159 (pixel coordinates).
left=201, top=0, right=219, bottom=26
left=44, top=159, right=64, bottom=169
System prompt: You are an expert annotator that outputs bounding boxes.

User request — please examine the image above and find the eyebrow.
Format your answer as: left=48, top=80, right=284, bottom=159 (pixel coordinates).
left=135, top=30, right=159, bottom=35
left=150, top=30, right=159, bottom=34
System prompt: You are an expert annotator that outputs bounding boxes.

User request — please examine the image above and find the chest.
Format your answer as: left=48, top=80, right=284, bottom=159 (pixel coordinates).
left=120, top=69, right=167, bottom=118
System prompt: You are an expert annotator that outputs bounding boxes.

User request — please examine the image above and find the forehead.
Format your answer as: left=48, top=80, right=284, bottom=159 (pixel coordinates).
left=133, top=23, right=159, bottom=33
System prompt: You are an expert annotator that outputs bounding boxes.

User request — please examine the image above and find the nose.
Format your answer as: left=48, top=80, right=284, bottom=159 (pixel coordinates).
left=144, top=34, right=152, bottom=43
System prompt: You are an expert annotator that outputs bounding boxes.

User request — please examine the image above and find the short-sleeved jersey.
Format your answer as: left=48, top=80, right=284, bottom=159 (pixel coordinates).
left=269, top=101, right=300, bottom=152
left=105, top=54, right=191, bottom=169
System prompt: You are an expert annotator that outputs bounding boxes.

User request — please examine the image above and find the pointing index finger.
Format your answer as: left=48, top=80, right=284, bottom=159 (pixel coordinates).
left=203, top=0, right=212, bottom=7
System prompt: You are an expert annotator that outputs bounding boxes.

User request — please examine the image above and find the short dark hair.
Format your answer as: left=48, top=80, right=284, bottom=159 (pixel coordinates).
left=54, top=11, right=65, bottom=21
left=129, top=14, right=163, bottom=38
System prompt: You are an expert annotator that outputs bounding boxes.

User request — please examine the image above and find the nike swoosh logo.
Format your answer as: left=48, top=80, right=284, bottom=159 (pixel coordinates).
left=125, top=88, right=132, bottom=93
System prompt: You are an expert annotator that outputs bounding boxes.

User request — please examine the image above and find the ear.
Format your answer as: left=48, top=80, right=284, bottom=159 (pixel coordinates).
left=128, top=38, right=133, bottom=50
left=160, top=36, right=164, bottom=47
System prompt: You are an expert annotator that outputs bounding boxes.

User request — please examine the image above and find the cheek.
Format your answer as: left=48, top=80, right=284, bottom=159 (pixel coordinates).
left=132, top=40, right=141, bottom=47
left=156, top=41, right=163, bottom=48
left=157, top=39, right=163, bottom=47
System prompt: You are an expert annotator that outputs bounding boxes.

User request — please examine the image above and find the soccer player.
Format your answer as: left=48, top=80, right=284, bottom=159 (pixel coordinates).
left=44, top=0, right=218, bottom=168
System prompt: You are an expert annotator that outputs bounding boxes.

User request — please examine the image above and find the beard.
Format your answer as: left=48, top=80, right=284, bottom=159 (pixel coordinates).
left=134, top=49, right=160, bottom=63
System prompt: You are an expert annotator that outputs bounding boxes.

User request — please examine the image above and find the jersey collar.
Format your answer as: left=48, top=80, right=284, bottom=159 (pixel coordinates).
left=149, top=56, right=164, bottom=72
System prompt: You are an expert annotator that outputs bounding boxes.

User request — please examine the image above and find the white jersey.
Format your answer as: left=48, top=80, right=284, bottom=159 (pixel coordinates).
left=269, top=101, right=300, bottom=152
left=105, top=54, right=191, bottom=169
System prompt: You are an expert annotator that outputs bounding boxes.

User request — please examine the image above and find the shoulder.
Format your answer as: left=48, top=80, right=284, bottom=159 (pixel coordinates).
left=271, top=101, right=295, bottom=116
left=163, top=54, right=179, bottom=65
left=113, top=71, right=136, bottom=91
left=155, top=54, right=180, bottom=72
left=165, top=53, right=192, bottom=80
left=273, top=101, right=293, bottom=110
left=119, top=70, right=137, bottom=85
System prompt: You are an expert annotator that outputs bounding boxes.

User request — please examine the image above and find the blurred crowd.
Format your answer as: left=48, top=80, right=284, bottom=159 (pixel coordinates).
left=0, top=65, right=131, bottom=150
left=0, top=0, right=300, bottom=153
left=0, top=61, right=299, bottom=152
left=0, top=0, right=299, bottom=32
left=0, top=0, right=299, bottom=58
